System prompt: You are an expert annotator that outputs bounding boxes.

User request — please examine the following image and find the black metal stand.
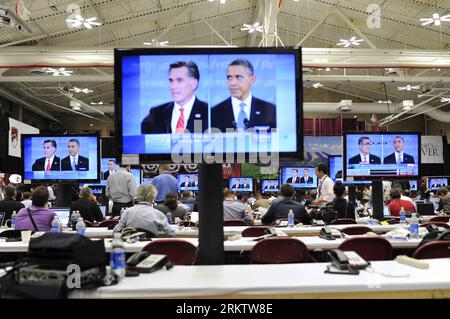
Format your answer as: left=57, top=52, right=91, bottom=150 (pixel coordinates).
left=197, top=164, right=224, bottom=265
left=56, top=184, right=75, bottom=207
left=371, top=180, right=384, bottom=220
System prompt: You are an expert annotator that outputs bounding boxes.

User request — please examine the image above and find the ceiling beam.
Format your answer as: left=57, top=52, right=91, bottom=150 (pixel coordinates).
left=202, top=19, right=231, bottom=46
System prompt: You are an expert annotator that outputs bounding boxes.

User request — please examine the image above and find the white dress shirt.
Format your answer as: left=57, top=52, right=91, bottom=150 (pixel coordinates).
left=317, top=175, right=335, bottom=207
left=360, top=153, right=369, bottom=163
left=70, top=155, right=78, bottom=169
left=231, top=94, right=252, bottom=124
left=171, top=95, right=196, bottom=133
left=395, top=151, right=403, bottom=163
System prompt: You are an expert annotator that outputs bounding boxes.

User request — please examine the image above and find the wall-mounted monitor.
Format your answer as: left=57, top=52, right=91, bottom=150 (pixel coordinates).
left=280, top=166, right=317, bottom=189
left=115, top=47, right=303, bottom=163
left=130, top=168, right=142, bottom=186
left=261, top=179, right=279, bottom=193
left=177, top=174, right=199, bottom=192
left=409, top=180, right=418, bottom=191
left=22, top=134, right=100, bottom=183
left=428, top=177, right=448, bottom=191
left=328, top=155, right=343, bottom=182
left=344, top=132, right=420, bottom=179
left=229, top=177, right=253, bottom=192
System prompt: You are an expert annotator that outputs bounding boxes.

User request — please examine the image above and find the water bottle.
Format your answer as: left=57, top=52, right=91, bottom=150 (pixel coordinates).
left=287, top=209, right=295, bottom=227
left=76, top=217, right=86, bottom=236
left=409, top=213, right=419, bottom=239
left=11, top=211, right=16, bottom=229
left=167, top=212, right=173, bottom=224
left=51, top=216, right=61, bottom=233
left=399, top=207, right=406, bottom=224
left=71, top=211, right=80, bottom=230
left=110, top=232, right=126, bottom=281
left=120, top=207, right=125, bottom=218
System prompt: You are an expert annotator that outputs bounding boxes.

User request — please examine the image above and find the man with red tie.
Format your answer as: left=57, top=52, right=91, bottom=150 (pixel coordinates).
left=32, top=139, right=61, bottom=171
left=141, top=61, right=208, bottom=134
left=286, top=168, right=300, bottom=184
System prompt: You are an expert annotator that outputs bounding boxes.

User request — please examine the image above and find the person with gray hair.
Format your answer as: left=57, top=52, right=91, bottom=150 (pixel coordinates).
left=211, top=58, right=276, bottom=132
left=70, top=186, right=104, bottom=223
left=113, top=184, right=175, bottom=237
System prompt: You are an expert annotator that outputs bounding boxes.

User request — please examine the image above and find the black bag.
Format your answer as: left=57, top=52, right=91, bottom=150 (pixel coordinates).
left=316, top=207, right=338, bottom=225
left=26, top=232, right=106, bottom=270
left=416, top=226, right=450, bottom=250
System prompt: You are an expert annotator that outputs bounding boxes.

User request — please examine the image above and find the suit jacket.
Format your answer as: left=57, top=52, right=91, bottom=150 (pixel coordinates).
left=61, top=155, right=89, bottom=171
left=32, top=156, right=61, bottom=171
left=242, top=184, right=251, bottom=189
left=70, top=199, right=104, bottom=223
left=383, top=153, right=415, bottom=164
left=300, top=176, right=313, bottom=184
left=286, top=176, right=300, bottom=184
left=348, top=154, right=381, bottom=165
left=261, top=199, right=310, bottom=225
left=211, top=97, right=276, bottom=132
left=141, top=97, right=208, bottom=134
left=232, top=184, right=241, bottom=189
left=180, top=182, right=192, bottom=188
left=103, top=170, right=116, bottom=180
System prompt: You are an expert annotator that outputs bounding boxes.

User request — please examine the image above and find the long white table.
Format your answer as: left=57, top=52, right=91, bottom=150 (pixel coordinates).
left=0, top=227, right=112, bottom=238
left=70, top=258, right=450, bottom=299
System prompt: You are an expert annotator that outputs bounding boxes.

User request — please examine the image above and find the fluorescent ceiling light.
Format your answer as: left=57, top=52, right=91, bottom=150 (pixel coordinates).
left=312, top=82, right=323, bottom=88
left=441, top=97, right=450, bottom=103
left=420, top=13, right=450, bottom=26
left=66, top=14, right=101, bottom=29
left=398, top=85, right=420, bottom=91
left=378, top=100, right=392, bottom=104
left=90, top=101, right=104, bottom=105
left=337, top=37, right=364, bottom=48
left=241, top=22, right=263, bottom=33
left=143, top=39, right=169, bottom=46
left=71, top=87, right=93, bottom=94
left=44, top=67, right=73, bottom=76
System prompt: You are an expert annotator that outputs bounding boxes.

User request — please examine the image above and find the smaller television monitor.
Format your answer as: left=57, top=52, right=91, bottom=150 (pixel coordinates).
left=409, top=180, right=418, bottom=191
left=229, top=177, right=253, bottom=192
left=341, top=180, right=372, bottom=186
left=142, top=177, right=153, bottom=185
left=328, top=155, right=343, bottom=182
left=177, top=174, right=199, bottom=192
left=51, top=207, right=70, bottom=228
left=261, top=179, right=279, bottom=193
left=90, top=186, right=103, bottom=195
left=429, top=177, right=448, bottom=191
left=130, top=168, right=142, bottom=186
left=22, top=134, right=100, bottom=183
left=281, top=166, right=317, bottom=189
left=100, top=158, right=120, bottom=185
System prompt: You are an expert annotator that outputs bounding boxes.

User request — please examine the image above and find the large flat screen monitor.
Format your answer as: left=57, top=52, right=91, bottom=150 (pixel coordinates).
left=22, top=134, right=100, bottom=183
left=428, top=177, right=448, bottom=191
left=229, top=177, right=253, bottom=192
left=261, top=179, right=279, bottom=193
left=115, top=47, right=303, bottom=163
left=328, top=155, right=343, bottom=182
left=344, top=132, right=420, bottom=179
left=280, top=166, right=317, bottom=189
left=177, top=174, right=199, bottom=192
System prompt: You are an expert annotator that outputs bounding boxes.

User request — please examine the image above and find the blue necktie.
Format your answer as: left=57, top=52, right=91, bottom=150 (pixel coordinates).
left=397, top=154, right=402, bottom=165
left=237, top=102, right=247, bottom=131
left=72, top=157, right=77, bottom=170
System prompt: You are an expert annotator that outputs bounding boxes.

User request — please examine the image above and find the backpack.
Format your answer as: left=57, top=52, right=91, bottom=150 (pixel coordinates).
left=416, top=225, right=450, bottom=250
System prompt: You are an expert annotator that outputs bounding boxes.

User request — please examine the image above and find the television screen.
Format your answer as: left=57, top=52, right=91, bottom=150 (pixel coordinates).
left=429, top=177, right=448, bottom=191
left=22, top=134, right=100, bottom=183
left=142, top=177, right=153, bottom=184
left=115, top=47, right=302, bottom=163
left=229, top=177, right=253, bottom=192
left=281, top=167, right=317, bottom=189
left=341, top=180, right=372, bottom=186
left=328, top=155, right=343, bottom=182
left=409, top=180, right=418, bottom=191
left=261, top=179, right=279, bottom=193
left=344, top=132, right=420, bottom=178
left=130, top=168, right=142, bottom=186
left=100, top=158, right=120, bottom=184
left=177, top=174, right=199, bottom=192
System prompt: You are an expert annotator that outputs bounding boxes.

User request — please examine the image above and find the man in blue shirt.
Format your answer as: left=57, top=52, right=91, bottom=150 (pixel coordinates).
left=151, top=164, right=178, bottom=203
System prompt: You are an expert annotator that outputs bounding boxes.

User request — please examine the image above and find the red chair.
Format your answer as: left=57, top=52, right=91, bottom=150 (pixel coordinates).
left=330, top=218, right=357, bottom=225
left=429, top=216, right=450, bottom=223
left=250, top=237, right=310, bottom=264
left=420, top=221, right=450, bottom=230
left=340, top=226, right=372, bottom=235
left=97, top=219, right=119, bottom=229
left=83, top=220, right=94, bottom=228
left=241, top=226, right=273, bottom=237
left=142, top=239, right=198, bottom=265
left=412, top=240, right=450, bottom=259
left=223, top=219, right=247, bottom=226
left=178, top=220, right=197, bottom=227
left=338, top=237, right=393, bottom=261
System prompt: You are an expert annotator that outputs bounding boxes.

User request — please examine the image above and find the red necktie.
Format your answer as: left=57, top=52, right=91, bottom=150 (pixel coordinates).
left=175, top=107, right=185, bottom=133
left=46, top=159, right=51, bottom=171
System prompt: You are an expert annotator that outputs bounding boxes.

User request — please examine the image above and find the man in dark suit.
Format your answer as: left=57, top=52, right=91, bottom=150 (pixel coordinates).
left=286, top=169, right=300, bottom=184
left=242, top=179, right=251, bottom=189
left=192, top=175, right=199, bottom=188
left=32, top=139, right=61, bottom=171
left=300, top=168, right=314, bottom=184
left=211, top=59, right=276, bottom=132
left=383, top=136, right=415, bottom=164
left=141, top=61, right=208, bottom=134
left=232, top=179, right=241, bottom=189
left=180, top=175, right=192, bottom=188
left=103, top=159, right=117, bottom=180
left=61, top=139, right=89, bottom=171
left=348, top=136, right=381, bottom=165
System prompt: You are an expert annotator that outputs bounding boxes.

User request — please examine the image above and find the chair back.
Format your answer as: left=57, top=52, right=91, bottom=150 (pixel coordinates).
left=420, top=221, right=450, bottom=230
left=241, top=226, right=273, bottom=237
left=340, top=226, right=372, bottom=235
left=250, top=237, right=309, bottom=264
left=429, top=216, right=450, bottom=223
left=330, top=218, right=357, bottom=225
left=142, top=239, right=198, bottom=265
left=83, top=220, right=94, bottom=228
left=97, top=219, right=119, bottom=229
left=338, top=237, right=393, bottom=261
left=411, top=240, right=450, bottom=259
left=223, top=219, right=247, bottom=226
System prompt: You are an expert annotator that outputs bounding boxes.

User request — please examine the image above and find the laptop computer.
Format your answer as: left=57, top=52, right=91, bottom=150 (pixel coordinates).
left=51, top=207, right=70, bottom=227
left=416, top=202, right=435, bottom=216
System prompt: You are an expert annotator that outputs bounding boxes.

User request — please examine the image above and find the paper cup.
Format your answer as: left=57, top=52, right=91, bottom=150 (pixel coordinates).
left=21, top=230, right=32, bottom=244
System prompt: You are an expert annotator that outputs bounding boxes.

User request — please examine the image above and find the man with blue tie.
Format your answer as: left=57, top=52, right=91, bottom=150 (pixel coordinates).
left=383, top=136, right=415, bottom=164
left=211, top=59, right=276, bottom=132
left=61, top=139, right=89, bottom=171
